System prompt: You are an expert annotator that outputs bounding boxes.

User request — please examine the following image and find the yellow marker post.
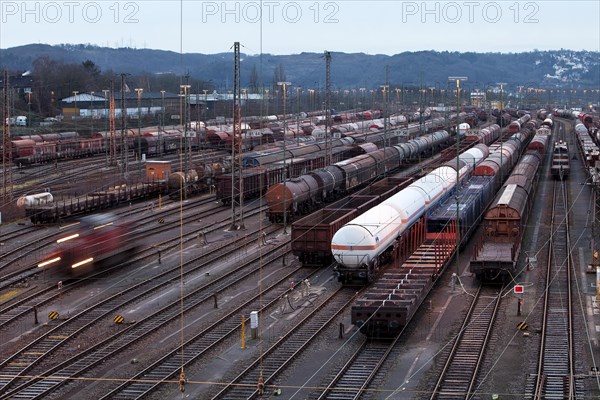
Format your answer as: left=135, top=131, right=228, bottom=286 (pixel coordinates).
left=241, top=314, right=245, bottom=349
left=179, top=368, right=186, bottom=393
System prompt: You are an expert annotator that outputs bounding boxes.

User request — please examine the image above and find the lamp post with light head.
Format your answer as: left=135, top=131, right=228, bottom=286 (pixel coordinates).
left=102, top=89, right=110, bottom=164
left=180, top=84, right=191, bottom=198
left=135, top=88, right=143, bottom=175
left=277, top=81, right=292, bottom=234
left=448, top=76, right=467, bottom=276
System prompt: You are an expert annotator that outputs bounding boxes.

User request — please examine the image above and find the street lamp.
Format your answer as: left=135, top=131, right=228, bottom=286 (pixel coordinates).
left=359, top=88, right=366, bottom=109
left=296, top=87, right=302, bottom=140
left=160, top=89, right=165, bottom=129
left=227, top=90, right=232, bottom=117
left=101, top=89, right=109, bottom=120
left=203, top=89, right=208, bottom=121
left=90, top=91, right=94, bottom=135
left=27, top=91, right=31, bottom=127
left=196, top=89, right=201, bottom=130
left=180, top=83, right=191, bottom=197
left=102, top=89, right=110, bottom=164
left=119, top=73, right=130, bottom=175
left=381, top=84, right=389, bottom=149
left=135, top=88, right=143, bottom=175
left=448, top=76, right=467, bottom=276
left=264, top=89, right=270, bottom=116
left=72, top=91, right=79, bottom=108
left=497, top=82, right=508, bottom=184
left=343, top=90, right=349, bottom=113
left=277, top=81, right=292, bottom=234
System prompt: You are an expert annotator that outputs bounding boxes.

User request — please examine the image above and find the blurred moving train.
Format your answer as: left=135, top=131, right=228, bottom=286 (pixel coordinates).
left=37, top=213, right=139, bottom=276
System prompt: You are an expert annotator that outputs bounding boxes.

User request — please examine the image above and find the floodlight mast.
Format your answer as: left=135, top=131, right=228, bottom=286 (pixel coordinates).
left=448, top=76, right=467, bottom=276
left=497, top=82, right=507, bottom=182
left=230, top=42, right=245, bottom=231
left=277, top=81, right=292, bottom=234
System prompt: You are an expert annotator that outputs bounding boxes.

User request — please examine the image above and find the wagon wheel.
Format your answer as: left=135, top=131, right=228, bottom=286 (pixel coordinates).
left=367, top=267, right=376, bottom=283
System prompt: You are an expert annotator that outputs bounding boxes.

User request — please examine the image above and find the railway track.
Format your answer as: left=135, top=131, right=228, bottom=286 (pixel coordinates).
left=0, top=225, right=287, bottom=399
left=428, top=286, right=501, bottom=399
left=307, top=338, right=393, bottom=400
left=9, top=156, right=126, bottom=201
left=98, top=268, right=326, bottom=399
left=0, top=226, right=56, bottom=282
left=524, top=178, right=584, bottom=398
left=5, top=149, right=228, bottom=227
left=209, top=288, right=357, bottom=399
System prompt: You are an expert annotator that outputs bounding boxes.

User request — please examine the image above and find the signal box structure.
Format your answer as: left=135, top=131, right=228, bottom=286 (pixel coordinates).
left=146, top=160, right=171, bottom=181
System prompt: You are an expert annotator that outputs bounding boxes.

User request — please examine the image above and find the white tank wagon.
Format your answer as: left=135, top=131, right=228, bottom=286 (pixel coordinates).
left=17, top=192, right=54, bottom=207
left=458, top=122, right=471, bottom=132
left=17, top=192, right=56, bottom=224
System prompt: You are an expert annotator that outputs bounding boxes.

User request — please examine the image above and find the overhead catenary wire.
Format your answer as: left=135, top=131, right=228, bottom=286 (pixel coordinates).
left=178, top=0, right=186, bottom=392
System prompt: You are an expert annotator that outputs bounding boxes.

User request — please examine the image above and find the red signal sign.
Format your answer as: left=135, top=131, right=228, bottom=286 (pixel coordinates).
left=514, top=285, right=524, bottom=294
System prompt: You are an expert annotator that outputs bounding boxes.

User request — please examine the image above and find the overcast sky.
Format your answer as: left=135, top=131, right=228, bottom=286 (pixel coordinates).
left=1, top=1, right=599, bottom=55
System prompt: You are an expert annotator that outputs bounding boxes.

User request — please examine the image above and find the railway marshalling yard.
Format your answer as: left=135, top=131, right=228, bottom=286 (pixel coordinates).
left=1, top=117, right=600, bottom=399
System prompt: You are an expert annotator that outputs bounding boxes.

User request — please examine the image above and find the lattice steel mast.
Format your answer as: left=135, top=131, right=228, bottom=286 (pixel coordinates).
left=110, top=81, right=117, bottom=165
left=230, top=42, right=245, bottom=230
left=324, top=51, right=331, bottom=165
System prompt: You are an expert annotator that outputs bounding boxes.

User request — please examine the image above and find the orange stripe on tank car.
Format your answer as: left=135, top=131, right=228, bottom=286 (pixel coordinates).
left=332, top=211, right=426, bottom=253
left=331, top=244, right=377, bottom=251
left=424, top=190, right=443, bottom=205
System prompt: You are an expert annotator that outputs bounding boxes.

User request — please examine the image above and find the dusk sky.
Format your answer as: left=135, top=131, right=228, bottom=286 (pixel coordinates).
left=1, top=1, right=599, bottom=55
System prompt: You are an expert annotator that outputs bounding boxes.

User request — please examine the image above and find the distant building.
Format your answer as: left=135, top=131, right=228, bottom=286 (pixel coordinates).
left=470, top=91, right=485, bottom=108
left=0, top=71, right=33, bottom=94
left=60, top=91, right=180, bottom=120
left=60, top=91, right=264, bottom=121
left=188, top=91, right=262, bottom=113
